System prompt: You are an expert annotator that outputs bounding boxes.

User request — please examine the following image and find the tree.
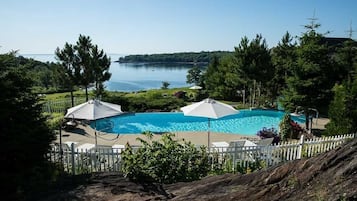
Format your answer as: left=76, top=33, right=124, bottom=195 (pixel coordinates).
left=203, top=54, right=242, bottom=99
left=161, top=81, right=170, bottom=89
left=281, top=22, right=334, bottom=130
left=56, top=35, right=111, bottom=101
left=90, top=45, right=111, bottom=98
left=325, top=41, right=357, bottom=135
left=270, top=32, right=297, bottom=100
left=325, top=84, right=353, bottom=135
left=0, top=52, right=55, bottom=200
left=55, top=43, right=79, bottom=106
left=233, top=35, right=274, bottom=105
left=334, top=39, right=357, bottom=85
left=234, top=35, right=273, bottom=88
left=186, top=66, right=203, bottom=85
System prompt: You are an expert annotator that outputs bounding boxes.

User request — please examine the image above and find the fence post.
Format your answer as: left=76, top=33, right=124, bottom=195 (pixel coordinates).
left=297, top=135, right=304, bottom=159
left=71, top=143, right=75, bottom=175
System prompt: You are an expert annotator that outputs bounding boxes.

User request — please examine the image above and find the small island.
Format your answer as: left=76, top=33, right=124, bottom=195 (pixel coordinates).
left=116, top=51, right=232, bottom=64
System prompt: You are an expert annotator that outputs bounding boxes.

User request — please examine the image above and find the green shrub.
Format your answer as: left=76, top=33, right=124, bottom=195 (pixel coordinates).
left=121, top=132, right=210, bottom=184
left=279, top=113, right=293, bottom=140
left=45, top=112, right=64, bottom=131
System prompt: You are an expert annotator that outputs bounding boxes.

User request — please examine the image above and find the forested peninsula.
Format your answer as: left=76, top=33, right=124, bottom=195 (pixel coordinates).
left=117, top=51, right=232, bottom=64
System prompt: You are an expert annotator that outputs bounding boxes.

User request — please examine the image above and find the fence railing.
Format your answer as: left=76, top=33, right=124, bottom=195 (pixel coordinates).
left=48, top=133, right=355, bottom=175
left=42, top=97, right=86, bottom=114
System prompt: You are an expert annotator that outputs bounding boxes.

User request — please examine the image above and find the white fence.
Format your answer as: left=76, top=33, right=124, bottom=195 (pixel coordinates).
left=48, top=133, right=355, bottom=175
left=42, top=97, right=86, bottom=114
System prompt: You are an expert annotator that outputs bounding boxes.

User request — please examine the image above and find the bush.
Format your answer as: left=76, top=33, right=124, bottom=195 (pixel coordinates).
left=121, top=132, right=210, bottom=184
left=279, top=113, right=292, bottom=140
left=290, top=120, right=304, bottom=138
left=45, top=112, right=64, bottom=131
left=279, top=113, right=303, bottom=140
left=257, top=127, right=280, bottom=144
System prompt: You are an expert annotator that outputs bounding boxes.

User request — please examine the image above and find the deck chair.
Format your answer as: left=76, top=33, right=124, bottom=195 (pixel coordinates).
left=76, top=143, right=96, bottom=153
left=256, top=138, right=274, bottom=146
left=112, top=144, right=125, bottom=153
left=211, top=141, right=229, bottom=152
left=227, top=140, right=258, bottom=162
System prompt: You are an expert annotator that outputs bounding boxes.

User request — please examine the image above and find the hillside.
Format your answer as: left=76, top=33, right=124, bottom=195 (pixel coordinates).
left=41, top=138, right=357, bottom=201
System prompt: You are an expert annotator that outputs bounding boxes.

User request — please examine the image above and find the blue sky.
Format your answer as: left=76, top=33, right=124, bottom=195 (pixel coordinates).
left=1, top=0, right=357, bottom=54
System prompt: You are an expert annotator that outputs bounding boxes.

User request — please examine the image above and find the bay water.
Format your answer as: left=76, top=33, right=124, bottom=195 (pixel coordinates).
left=21, top=54, right=195, bottom=92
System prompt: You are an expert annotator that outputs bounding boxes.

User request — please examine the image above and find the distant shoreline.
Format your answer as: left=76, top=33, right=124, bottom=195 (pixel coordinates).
left=114, top=60, right=208, bottom=65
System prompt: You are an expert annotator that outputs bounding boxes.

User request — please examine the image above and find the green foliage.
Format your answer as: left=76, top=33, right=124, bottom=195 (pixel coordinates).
left=279, top=114, right=293, bottom=140
left=118, top=51, right=232, bottom=63
left=45, top=112, right=65, bottom=131
left=186, top=66, right=203, bottom=85
left=0, top=52, right=55, bottom=200
left=161, top=81, right=170, bottom=89
left=235, top=160, right=266, bottom=174
left=121, top=133, right=210, bottom=184
left=325, top=84, right=355, bottom=135
left=270, top=32, right=297, bottom=100
left=203, top=34, right=273, bottom=101
left=281, top=24, right=335, bottom=129
left=234, top=35, right=273, bottom=88
left=56, top=34, right=111, bottom=101
left=325, top=39, right=357, bottom=136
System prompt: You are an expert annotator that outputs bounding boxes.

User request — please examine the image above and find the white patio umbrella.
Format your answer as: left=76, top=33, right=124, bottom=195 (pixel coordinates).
left=64, top=99, right=124, bottom=147
left=180, top=98, right=238, bottom=147
left=189, top=85, right=202, bottom=90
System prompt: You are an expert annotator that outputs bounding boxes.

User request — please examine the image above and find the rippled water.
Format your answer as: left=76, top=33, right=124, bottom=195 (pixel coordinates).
left=94, top=109, right=305, bottom=135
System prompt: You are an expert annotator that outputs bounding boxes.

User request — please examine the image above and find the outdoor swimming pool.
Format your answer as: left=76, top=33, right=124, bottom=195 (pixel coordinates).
left=94, top=109, right=305, bottom=136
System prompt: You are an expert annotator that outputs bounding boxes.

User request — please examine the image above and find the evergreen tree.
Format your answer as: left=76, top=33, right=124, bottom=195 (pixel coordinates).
left=281, top=22, right=333, bottom=130
left=55, top=43, right=79, bottom=106
left=271, top=32, right=297, bottom=100
left=326, top=40, right=357, bottom=135
left=0, top=52, right=55, bottom=200
left=90, top=45, right=111, bottom=98
left=325, top=84, right=353, bottom=135
left=56, top=35, right=111, bottom=101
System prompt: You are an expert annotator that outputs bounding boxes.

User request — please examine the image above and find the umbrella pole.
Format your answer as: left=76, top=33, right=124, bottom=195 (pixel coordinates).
left=208, top=118, right=210, bottom=148
left=95, top=121, right=98, bottom=149
left=59, top=122, right=63, bottom=161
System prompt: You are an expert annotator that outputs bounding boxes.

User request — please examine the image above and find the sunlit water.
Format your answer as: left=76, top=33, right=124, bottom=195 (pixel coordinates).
left=20, top=54, right=194, bottom=91
left=94, top=109, right=305, bottom=135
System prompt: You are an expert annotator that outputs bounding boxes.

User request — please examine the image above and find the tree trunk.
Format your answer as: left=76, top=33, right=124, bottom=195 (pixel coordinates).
left=70, top=90, right=74, bottom=107
left=85, top=86, right=88, bottom=101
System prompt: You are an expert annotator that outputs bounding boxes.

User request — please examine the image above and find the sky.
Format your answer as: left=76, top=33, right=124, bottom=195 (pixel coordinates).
left=1, top=0, right=357, bottom=55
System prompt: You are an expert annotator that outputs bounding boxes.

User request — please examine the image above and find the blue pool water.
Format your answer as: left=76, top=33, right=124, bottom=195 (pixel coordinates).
left=94, top=109, right=305, bottom=136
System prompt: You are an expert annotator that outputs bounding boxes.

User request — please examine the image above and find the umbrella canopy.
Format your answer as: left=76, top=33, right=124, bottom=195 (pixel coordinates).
left=181, top=98, right=238, bottom=147
left=189, top=85, right=202, bottom=90
left=65, top=99, right=123, bottom=120
left=64, top=99, right=124, bottom=148
left=181, top=98, right=238, bottom=119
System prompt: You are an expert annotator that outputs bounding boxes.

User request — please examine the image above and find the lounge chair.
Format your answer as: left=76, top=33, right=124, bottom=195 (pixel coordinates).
left=112, top=144, right=125, bottom=153
left=76, top=143, right=96, bottom=152
left=256, top=138, right=274, bottom=146
left=227, top=140, right=258, bottom=162
left=63, top=119, right=78, bottom=130
left=211, top=141, right=229, bottom=152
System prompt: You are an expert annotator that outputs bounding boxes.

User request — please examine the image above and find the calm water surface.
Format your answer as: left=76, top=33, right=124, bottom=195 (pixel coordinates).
left=21, top=54, right=195, bottom=91
left=95, top=110, right=306, bottom=135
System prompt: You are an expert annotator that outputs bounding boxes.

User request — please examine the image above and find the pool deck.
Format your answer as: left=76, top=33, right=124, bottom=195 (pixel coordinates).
left=54, top=117, right=329, bottom=148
